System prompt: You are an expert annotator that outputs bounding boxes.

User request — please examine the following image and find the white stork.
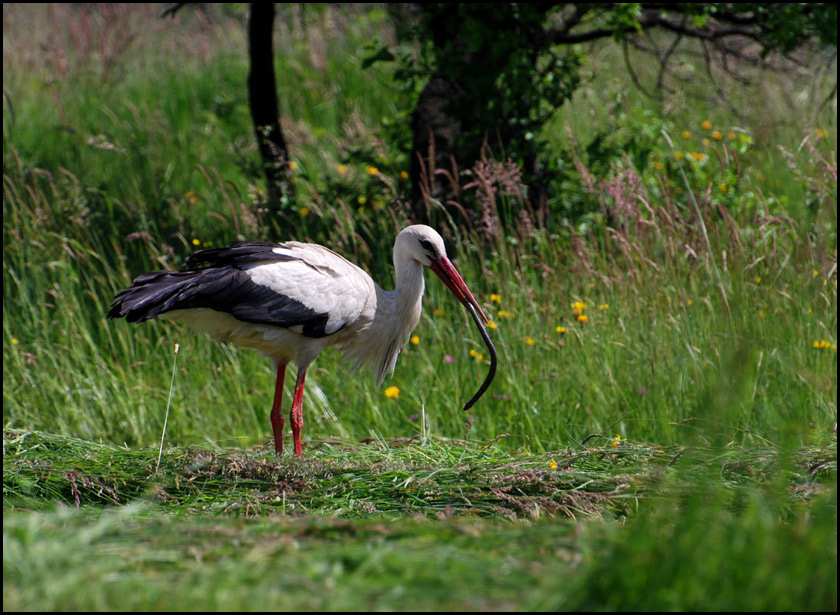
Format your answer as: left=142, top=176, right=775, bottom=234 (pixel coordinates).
left=109, top=225, right=495, bottom=456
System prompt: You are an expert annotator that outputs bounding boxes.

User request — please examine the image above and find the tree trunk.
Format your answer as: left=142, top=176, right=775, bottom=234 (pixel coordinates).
left=248, top=3, right=293, bottom=204
left=409, top=72, right=464, bottom=228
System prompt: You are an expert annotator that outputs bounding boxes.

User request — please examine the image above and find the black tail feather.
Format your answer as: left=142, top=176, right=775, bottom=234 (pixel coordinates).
left=108, top=270, right=208, bottom=323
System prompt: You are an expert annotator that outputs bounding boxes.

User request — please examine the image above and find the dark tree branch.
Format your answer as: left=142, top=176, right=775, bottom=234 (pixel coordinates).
left=700, top=39, right=748, bottom=120
left=645, top=13, right=765, bottom=45
left=547, top=26, right=620, bottom=45
left=622, top=40, right=658, bottom=101
left=160, top=3, right=186, bottom=19
left=546, top=4, right=813, bottom=49
left=655, top=23, right=684, bottom=92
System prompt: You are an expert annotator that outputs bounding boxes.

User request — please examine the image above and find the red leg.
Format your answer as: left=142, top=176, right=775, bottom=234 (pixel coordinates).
left=290, top=369, right=306, bottom=457
left=269, top=363, right=286, bottom=455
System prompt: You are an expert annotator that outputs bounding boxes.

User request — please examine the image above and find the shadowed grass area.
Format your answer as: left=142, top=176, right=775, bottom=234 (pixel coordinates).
left=6, top=500, right=835, bottom=611
left=4, top=506, right=581, bottom=611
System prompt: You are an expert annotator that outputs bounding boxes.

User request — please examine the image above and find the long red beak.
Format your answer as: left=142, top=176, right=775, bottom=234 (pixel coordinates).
left=430, top=256, right=489, bottom=324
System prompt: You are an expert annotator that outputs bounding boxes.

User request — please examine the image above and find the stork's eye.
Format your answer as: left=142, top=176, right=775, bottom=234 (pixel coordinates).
left=419, top=239, right=438, bottom=258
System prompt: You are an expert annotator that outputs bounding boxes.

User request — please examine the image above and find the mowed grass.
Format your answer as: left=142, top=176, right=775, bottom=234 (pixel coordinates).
left=3, top=4, right=837, bottom=611
left=4, top=430, right=836, bottom=611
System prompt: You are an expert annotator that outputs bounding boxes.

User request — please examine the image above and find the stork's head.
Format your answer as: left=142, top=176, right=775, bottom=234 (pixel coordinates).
left=395, top=225, right=489, bottom=324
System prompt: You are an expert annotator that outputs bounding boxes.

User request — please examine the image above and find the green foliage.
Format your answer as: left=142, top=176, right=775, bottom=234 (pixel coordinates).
left=419, top=3, right=580, bottom=139
left=611, top=4, right=838, bottom=52
left=375, top=3, right=582, bottom=186
left=2, top=4, right=837, bottom=612
left=368, top=3, right=837, bottom=231
left=4, top=3, right=836, bottom=450
left=745, top=3, right=838, bottom=52
left=561, top=485, right=837, bottom=611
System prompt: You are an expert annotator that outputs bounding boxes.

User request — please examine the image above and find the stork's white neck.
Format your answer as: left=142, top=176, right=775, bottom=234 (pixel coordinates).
left=354, top=255, right=425, bottom=385
left=393, top=253, right=426, bottom=308
left=339, top=227, right=446, bottom=384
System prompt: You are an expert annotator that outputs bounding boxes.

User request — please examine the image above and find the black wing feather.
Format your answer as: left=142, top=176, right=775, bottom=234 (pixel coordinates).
left=109, top=244, right=334, bottom=337
left=186, top=242, right=295, bottom=269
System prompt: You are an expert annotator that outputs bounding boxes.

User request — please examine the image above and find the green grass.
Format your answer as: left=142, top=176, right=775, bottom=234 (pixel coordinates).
left=4, top=430, right=836, bottom=610
left=3, top=4, right=837, bottom=611
left=7, top=496, right=834, bottom=611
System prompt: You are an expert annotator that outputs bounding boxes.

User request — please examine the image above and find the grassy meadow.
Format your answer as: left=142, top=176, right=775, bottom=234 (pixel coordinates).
left=3, top=4, right=837, bottom=611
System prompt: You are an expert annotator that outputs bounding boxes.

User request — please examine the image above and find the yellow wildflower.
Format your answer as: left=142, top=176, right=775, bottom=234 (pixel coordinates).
left=712, top=131, right=723, bottom=140
left=571, top=301, right=586, bottom=315
left=337, top=164, right=348, bottom=176
left=434, top=308, right=445, bottom=317
left=681, top=130, right=691, bottom=139
left=611, top=434, right=625, bottom=448
left=410, top=335, right=419, bottom=345
left=299, top=207, right=310, bottom=217
left=702, top=138, right=711, bottom=147
left=384, top=386, right=400, bottom=399
left=549, top=459, right=557, bottom=470
left=654, top=161, right=664, bottom=170
left=288, top=161, right=298, bottom=171
left=555, top=326, right=566, bottom=333
left=524, top=337, right=535, bottom=345
left=598, top=304, right=609, bottom=310
left=357, top=196, right=367, bottom=205
left=365, top=165, right=379, bottom=176
left=690, top=152, right=706, bottom=162
left=11, top=338, right=18, bottom=345
left=186, top=191, right=200, bottom=204
left=486, top=320, right=497, bottom=330
left=399, top=171, right=409, bottom=180
left=727, top=131, right=736, bottom=140
left=720, top=183, right=728, bottom=193
left=701, top=120, right=712, bottom=130
left=490, top=293, right=501, bottom=303
left=192, top=238, right=200, bottom=246
left=675, top=151, right=684, bottom=160
left=815, top=128, right=827, bottom=139
left=754, top=276, right=761, bottom=284
left=497, top=310, right=513, bottom=319
left=577, top=314, right=588, bottom=323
